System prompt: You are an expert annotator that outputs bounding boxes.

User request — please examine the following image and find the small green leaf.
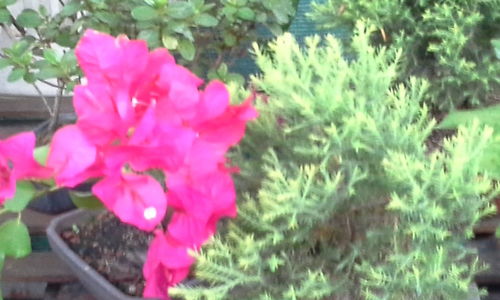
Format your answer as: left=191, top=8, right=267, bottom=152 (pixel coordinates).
left=43, top=49, right=59, bottom=65
left=34, top=145, right=50, bottom=166
left=138, top=29, right=160, bottom=47
left=12, top=40, right=30, bottom=55
left=60, top=0, right=82, bottom=17
left=178, top=39, right=195, bottom=61
left=16, top=9, right=43, bottom=28
left=223, top=32, right=237, bottom=46
left=36, top=66, right=62, bottom=80
left=131, top=6, right=158, bottom=21
left=194, top=13, right=218, bottom=27
left=61, top=51, right=77, bottom=70
left=162, top=34, right=178, bottom=50
left=167, top=2, right=195, bottom=19
left=38, top=5, right=48, bottom=17
left=0, top=8, right=10, bottom=23
left=4, top=181, right=36, bottom=213
left=69, top=191, right=104, bottom=210
left=237, top=7, right=255, bottom=21
left=7, top=68, right=26, bottom=82
left=0, top=58, right=11, bottom=70
left=0, top=220, right=31, bottom=258
left=23, top=72, right=36, bottom=83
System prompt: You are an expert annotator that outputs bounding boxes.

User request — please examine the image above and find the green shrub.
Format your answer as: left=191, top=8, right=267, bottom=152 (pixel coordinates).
left=169, top=23, right=496, bottom=300
left=310, top=0, right=500, bottom=110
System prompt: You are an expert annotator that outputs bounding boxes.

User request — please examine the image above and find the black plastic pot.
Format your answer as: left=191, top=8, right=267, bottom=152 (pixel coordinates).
left=47, top=209, right=158, bottom=300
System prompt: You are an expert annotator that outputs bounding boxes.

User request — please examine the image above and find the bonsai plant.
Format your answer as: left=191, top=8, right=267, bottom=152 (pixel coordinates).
left=0, top=0, right=296, bottom=214
left=169, top=23, right=497, bottom=299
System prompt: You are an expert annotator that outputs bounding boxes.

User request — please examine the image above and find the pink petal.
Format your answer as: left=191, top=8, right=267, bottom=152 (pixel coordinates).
left=92, top=173, right=167, bottom=231
left=168, top=212, right=212, bottom=246
left=0, top=131, right=51, bottom=179
left=194, top=80, right=229, bottom=123
left=47, top=125, right=97, bottom=187
left=0, top=157, right=16, bottom=203
left=195, top=99, right=258, bottom=148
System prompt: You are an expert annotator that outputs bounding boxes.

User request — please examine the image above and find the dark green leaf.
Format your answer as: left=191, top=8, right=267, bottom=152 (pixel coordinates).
left=131, top=6, right=158, bottom=21
left=23, top=72, right=36, bottom=83
left=69, top=191, right=104, bottom=210
left=7, top=68, right=26, bottom=82
left=161, top=34, right=178, bottom=50
left=36, top=66, right=62, bottom=80
left=0, top=58, right=11, bottom=70
left=168, top=2, right=195, bottom=19
left=34, top=145, right=50, bottom=166
left=178, top=39, right=195, bottom=61
left=0, top=220, right=31, bottom=258
left=237, top=7, right=255, bottom=21
left=60, top=0, right=82, bottom=17
left=16, top=9, right=43, bottom=28
left=94, top=11, right=121, bottom=26
left=194, top=13, right=218, bottom=27
left=43, top=49, right=59, bottom=65
left=4, top=181, right=36, bottom=213
left=0, top=8, right=10, bottom=23
left=55, top=31, right=77, bottom=47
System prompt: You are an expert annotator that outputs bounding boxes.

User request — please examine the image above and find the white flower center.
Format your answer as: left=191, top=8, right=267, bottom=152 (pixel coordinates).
left=144, top=207, right=157, bottom=220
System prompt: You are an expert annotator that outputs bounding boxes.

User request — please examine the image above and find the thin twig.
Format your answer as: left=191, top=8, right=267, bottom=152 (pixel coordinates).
left=48, top=80, right=65, bottom=134
left=9, top=14, right=26, bottom=35
left=39, top=79, right=60, bottom=88
left=32, top=83, right=54, bottom=117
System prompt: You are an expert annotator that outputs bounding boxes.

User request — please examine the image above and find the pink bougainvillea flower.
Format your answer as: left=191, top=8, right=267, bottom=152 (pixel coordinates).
left=0, top=132, right=51, bottom=204
left=92, top=173, right=167, bottom=231
left=47, top=125, right=100, bottom=188
left=143, top=230, right=194, bottom=299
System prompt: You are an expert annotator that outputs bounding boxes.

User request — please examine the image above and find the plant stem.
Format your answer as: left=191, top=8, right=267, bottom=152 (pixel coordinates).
left=48, top=80, right=65, bottom=134
left=39, top=79, right=60, bottom=88
left=9, top=14, right=26, bottom=35
left=32, top=83, right=54, bottom=117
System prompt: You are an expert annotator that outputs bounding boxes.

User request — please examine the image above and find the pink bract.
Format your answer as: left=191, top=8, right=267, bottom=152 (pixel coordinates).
left=92, top=173, right=167, bottom=231
left=47, top=125, right=98, bottom=188
left=0, top=132, right=51, bottom=204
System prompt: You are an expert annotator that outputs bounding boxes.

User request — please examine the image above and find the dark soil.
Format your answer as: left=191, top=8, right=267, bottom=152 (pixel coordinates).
left=61, top=212, right=154, bottom=297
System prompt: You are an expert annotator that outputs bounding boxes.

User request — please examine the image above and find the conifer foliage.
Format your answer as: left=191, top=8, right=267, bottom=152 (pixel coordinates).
left=170, top=24, right=496, bottom=300
left=311, top=0, right=500, bottom=110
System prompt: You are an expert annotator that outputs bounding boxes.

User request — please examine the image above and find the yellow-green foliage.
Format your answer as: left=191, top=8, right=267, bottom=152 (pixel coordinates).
left=170, top=24, right=496, bottom=300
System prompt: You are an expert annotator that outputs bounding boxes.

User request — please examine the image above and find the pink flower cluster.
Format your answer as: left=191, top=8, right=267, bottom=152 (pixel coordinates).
left=0, top=30, right=256, bottom=299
